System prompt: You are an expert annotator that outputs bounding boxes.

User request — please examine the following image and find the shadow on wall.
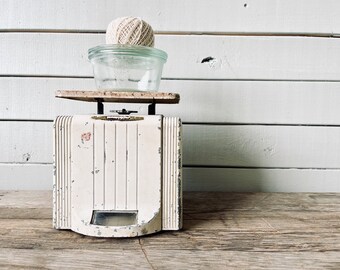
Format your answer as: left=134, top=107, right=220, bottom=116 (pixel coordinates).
left=182, top=125, right=266, bottom=192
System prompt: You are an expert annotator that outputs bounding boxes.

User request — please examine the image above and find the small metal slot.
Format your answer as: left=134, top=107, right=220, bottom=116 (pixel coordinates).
left=91, top=115, right=144, bottom=121
left=90, top=210, right=138, bottom=226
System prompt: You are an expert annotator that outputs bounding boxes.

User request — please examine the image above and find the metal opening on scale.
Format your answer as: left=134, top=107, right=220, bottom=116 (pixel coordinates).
left=90, top=210, right=138, bottom=226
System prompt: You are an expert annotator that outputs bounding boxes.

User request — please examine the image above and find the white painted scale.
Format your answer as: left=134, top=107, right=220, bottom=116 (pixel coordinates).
left=53, top=90, right=182, bottom=237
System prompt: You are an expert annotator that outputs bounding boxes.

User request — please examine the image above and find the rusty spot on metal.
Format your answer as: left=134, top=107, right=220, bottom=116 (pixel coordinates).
left=81, top=132, right=91, bottom=143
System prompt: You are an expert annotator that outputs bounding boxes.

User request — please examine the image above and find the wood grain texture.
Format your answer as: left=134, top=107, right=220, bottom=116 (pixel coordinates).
left=1, top=0, right=340, bottom=35
left=2, top=122, right=340, bottom=168
left=1, top=33, right=340, bottom=80
left=4, top=78, right=340, bottom=125
left=56, top=90, right=180, bottom=103
left=0, top=191, right=339, bottom=269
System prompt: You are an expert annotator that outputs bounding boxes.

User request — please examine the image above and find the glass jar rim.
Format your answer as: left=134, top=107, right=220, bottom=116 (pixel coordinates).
left=88, top=44, right=168, bottom=62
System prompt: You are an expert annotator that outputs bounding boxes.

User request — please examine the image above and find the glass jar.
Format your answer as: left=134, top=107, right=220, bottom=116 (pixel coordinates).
left=88, top=44, right=167, bottom=91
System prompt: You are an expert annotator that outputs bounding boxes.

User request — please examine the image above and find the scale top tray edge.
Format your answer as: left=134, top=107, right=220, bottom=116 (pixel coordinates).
left=56, top=90, right=180, bottom=104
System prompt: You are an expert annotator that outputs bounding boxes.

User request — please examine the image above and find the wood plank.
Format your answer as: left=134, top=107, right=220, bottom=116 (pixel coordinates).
left=2, top=122, right=340, bottom=168
left=0, top=164, right=52, bottom=190
left=1, top=218, right=340, bottom=251
left=2, top=191, right=340, bottom=215
left=56, top=90, right=180, bottom=103
left=0, top=122, right=53, bottom=164
left=0, top=77, right=97, bottom=119
left=0, top=192, right=340, bottom=268
left=183, top=168, right=340, bottom=192
left=1, top=249, right=340, bottom=270
left=1, top=0, right=340, bottom=35
left=1, top=33, right=340, bottom=80
left=5, top=78, right=340, bottom=125
left=2, top=164, right=340, bottom=192
left=183, top=125, right=340, bottom=168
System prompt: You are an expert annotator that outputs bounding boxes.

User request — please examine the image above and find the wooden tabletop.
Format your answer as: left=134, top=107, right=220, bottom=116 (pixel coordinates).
left=55, top=90, right=180, bottom=104
left=0, top=191, right=339, bottom=269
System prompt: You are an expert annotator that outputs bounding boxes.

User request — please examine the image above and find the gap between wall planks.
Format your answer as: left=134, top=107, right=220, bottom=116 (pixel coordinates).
left=1, top=165, right=340, bottom=191
left=1, top=0, right=340, bottom=36
left=2, top=121, right=340, bottom=169
left=1, top=33, right=340, bottom=80
left=2, top=77, right=340, bottom=125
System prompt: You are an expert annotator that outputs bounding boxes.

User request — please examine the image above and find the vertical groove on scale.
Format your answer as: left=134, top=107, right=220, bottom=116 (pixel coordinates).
left=103, top=122, right=106, bottom=209
left=61, top=116, right=66, bottom=228
left=64, top=116, right=68, bottom=228
left=52, top=118, right=56, bottom=228
left=92, top=122, right=95, bottom=209
left=64, top=116, right=70, bottom=228
left=162, top=118, right=166, bottom=227
left=67, top=116, right=72, bottom=228
left=54, top=117, right=60, bottom=228
left=57, top=116, right=61, bottom=228
left=114, top=123, right=117, bottom=209
left=54, top=116, right=58, bottom=228
left=54, top=116, right=72, bottom=229
left=136, top=124, right=139, bottom=210
left=104, top=122, right=116, bottom=209
left=61, top=116, right=65, bottom=229
left=58, top=116, right=63, bottom=228
left=162, top=117, right=168, bottom=228
left=173, top=118, right=178, bottom=229
left=125, top=123, right=128, bottom=210
left=169, top=117, right=173, bottom=230
left=126, top=122, right=137, bottom=210
left=162, top=117, right=181, bottom=230
left=171, top=117, right=175, bottom=229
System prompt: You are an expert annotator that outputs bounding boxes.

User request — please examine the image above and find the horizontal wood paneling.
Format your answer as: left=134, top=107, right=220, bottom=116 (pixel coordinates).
left=2, top=121, right=340, bottom=168
left=184, top=168, right=340, bottom=192
left=0, top=77, right=96, bottom=119
left=183, top=125, right=340, bottom=168
left=0, top=122, right=53, bottom=164
left=1, top=0, right=340, bottom=35
left=1, top=33, right=340, bottom=80
left=0, top=164, right=52, bottom=190
left=3, top=78, right=340, bottom=125
left=2, top=164, right=340, bottom=191
left=2, top=1, right=340, bottom=192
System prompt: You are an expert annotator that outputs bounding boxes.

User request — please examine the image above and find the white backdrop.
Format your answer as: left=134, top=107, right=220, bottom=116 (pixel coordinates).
left=1, top=0, right=340, bottom=191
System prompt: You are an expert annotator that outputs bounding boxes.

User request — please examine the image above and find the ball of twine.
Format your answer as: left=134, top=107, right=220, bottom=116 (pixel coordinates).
left=106, top=17, right=154, bottom=47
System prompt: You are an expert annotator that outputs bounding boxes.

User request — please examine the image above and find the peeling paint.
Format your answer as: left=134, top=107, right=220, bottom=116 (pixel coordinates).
left=81, top=132, right=91, bottom=143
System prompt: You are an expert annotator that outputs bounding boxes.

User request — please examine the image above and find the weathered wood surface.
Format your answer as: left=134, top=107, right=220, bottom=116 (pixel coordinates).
left=56, top=90, right=180, bottom=104
left=0, top=191, right=339, bottom=269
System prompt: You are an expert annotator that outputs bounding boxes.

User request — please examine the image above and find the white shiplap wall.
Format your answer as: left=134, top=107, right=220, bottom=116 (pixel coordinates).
left=1, top=0, right=340, bottom=191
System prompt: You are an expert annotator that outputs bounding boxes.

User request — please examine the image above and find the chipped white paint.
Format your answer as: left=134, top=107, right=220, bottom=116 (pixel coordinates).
left=54, top=115, right=182, bottom=237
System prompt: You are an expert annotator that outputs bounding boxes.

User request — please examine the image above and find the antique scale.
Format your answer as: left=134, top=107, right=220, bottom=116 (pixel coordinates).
left=53, top=17, right=182, bottom=237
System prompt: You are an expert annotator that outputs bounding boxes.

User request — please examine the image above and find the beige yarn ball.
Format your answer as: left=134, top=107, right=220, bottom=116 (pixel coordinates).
left=106, top=17, right=154, bottom=47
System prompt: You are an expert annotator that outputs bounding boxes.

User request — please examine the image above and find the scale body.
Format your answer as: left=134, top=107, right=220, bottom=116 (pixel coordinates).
left=53, top=91, right=182, bottom=237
